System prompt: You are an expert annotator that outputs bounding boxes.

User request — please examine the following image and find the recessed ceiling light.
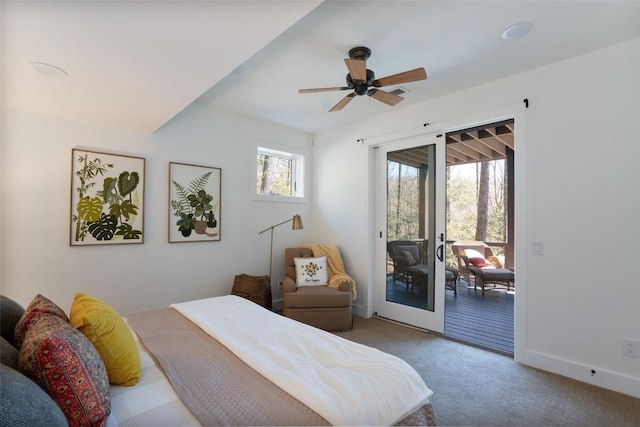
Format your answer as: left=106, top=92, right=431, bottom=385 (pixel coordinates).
left=30, top=62, right=68, bottom=78
left=501, top=22, right=532, bottom=40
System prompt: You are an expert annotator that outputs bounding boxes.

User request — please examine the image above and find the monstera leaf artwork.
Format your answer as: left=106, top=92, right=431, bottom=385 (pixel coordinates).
left=169, top=162, right=221, bottom=243
left=70, top=149, right=145, bottom=246
left=118, top=172, right=140, bottom=198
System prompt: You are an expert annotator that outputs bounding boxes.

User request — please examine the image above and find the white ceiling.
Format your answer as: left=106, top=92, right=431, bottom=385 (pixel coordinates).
left=1, top=0, right=322, bottom=132
left=3, top=1, right=639, bottom=135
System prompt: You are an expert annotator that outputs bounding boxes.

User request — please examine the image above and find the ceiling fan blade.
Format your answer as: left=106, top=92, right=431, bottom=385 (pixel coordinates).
left=299, top=86, right=349, bottom=94
left=389, top=88, right=405, bottom=96
left=369, top=89, right=404, bottom=106
left=344, top=58, right=367, bottom=81
left=374, top=67, right=427, bottom=87
left=329, top=93, right=356, bottom=112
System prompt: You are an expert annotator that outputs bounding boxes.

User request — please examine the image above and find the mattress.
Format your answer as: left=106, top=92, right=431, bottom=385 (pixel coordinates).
left=112, top=300, right=437, bottom=426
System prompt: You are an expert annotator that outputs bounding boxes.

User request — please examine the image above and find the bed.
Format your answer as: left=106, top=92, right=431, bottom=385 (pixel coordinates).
left=1, top=294, right=437, bottom=426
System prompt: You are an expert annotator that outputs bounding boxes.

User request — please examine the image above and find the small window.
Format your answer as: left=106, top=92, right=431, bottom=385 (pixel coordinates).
left=253, top=143, right=307, bottom=202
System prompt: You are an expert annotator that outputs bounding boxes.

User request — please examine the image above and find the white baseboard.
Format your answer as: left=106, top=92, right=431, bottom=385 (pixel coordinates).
left=525, top=350, right=640, bottom=398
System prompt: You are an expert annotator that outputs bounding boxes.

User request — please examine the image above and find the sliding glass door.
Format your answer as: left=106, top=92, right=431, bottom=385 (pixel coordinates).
left=375, top=134, right=446, bottom=332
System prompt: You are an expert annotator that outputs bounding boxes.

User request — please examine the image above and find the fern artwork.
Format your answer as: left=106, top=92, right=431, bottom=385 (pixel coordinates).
left=70, top=149, right=145, bottom=246
left=169, top=162, right=221, bottom=242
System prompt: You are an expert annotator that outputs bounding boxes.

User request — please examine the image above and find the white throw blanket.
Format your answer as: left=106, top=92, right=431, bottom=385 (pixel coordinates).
left=171, top=295, right=433, bottom=426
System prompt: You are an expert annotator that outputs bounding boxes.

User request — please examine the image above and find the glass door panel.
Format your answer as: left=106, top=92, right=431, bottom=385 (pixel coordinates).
left=376, top=135, right=445, bottom=332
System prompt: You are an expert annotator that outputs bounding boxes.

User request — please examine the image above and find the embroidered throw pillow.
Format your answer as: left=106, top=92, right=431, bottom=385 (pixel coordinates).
left=294, top=256, right=329, bottom=286
left=70, top=292, right=141, bottom=386
left=13, top=294, right=69, bottom=349
left=18, top=314, right=111, bottom=426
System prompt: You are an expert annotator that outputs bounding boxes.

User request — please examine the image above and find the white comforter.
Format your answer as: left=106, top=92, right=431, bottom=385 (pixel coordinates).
left=171, top=295, right=433, bottom=426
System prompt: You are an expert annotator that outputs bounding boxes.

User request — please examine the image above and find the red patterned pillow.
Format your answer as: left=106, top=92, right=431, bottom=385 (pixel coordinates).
left=18, top=314, right=111, bottom=426
left=13, top=294, right=69, bottom=348
left=469, top=257, right=492, bottom=267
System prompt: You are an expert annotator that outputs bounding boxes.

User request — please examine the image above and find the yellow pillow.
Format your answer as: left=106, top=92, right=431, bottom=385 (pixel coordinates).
left=69, top=292, right=141, bottom=386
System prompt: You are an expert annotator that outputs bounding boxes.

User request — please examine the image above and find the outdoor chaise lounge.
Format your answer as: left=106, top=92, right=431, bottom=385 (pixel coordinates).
left=452, top=240, right=514, bottom=295
left=468, top=265, right=515, bottom=294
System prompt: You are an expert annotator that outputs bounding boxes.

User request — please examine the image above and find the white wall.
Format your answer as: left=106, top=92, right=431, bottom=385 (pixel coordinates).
left=0, top=104, right=312, bottom=315
left=2, top=37, right=638, bottom=398
left=312, top=38, right=640, bottom=397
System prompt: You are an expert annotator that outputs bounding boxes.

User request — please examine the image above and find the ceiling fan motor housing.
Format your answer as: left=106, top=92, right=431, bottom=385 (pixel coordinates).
left=346, top=69, right=375, bottom=95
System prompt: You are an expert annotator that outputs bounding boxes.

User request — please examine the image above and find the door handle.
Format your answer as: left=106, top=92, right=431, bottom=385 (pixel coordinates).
left=436, top=244, right=444, bottom=262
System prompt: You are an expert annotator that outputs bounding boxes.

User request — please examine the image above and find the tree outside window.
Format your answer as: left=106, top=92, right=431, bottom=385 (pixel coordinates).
left=255, top=145, right=306, bottom=201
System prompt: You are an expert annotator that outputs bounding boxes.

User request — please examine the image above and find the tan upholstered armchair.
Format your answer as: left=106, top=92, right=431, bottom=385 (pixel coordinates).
left=282, top=247, right=353, bottom=331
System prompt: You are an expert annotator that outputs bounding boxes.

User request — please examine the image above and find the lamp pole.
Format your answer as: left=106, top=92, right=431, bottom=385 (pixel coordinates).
left=258, top=215, right=303, bottom=287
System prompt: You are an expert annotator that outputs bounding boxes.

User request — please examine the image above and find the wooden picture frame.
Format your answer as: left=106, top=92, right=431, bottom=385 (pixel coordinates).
left=70, top=149, right=145, bottom=246
left=169, top=162, right=221, bottom=243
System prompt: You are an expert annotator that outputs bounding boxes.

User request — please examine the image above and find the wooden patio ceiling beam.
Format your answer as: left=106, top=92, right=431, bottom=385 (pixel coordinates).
left=446, top=135, right=483, bottom=162
left=388, top=149, right=428, bottom=168
left=476, top=134, right=509, bottom=158
left=447, top=145, right=484, bottom=164
left=444, top=120, right=514, bottom=166
left=464, top=130, right=506, bottom=158
left=389, top=154, right=421, bottom=168
left=446, top=152, right=468, bottom=165
left=454, top=134, right=495, bottom=161
left=485, top=126, right=515, bottom=150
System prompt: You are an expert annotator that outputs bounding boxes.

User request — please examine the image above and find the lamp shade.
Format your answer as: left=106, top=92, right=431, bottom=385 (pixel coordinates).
left=292, top=214, right=304, bottom=230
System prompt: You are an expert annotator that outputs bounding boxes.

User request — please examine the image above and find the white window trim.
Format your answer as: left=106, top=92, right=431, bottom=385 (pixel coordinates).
left=251, top=140, right=309, bottom=203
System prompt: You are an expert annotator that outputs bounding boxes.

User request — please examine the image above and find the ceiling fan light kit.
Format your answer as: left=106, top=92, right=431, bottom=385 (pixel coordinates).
left=299, top=46, right=427, bottom=112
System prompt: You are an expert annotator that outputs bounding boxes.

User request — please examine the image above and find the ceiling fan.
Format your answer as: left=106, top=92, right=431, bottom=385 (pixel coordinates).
left=298, top=46, right=427, bottom=112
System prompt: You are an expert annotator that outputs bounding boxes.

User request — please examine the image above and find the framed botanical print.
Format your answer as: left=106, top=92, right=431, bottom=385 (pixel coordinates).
left=70, top=149, right=145, bottom=246
left=169, top=162, right=221, bottom=243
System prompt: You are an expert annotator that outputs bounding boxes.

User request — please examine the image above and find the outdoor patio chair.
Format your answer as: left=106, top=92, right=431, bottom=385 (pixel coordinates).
left=410, top=266, right=459, bottom=295
left=387, top=240, right=425, bottom=286
left=388, top=240, right=459, bottom=294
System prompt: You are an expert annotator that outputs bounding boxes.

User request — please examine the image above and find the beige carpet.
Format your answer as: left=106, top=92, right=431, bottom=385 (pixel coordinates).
left=335, top=316, right=640, bottom=426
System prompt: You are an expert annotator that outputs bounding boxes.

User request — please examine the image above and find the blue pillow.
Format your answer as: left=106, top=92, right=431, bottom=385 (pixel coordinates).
left=0, top=295, right=25, bottom=345
left=0, top=337, right=19, bottom=370
left=0, top=363, right=68, bottom=427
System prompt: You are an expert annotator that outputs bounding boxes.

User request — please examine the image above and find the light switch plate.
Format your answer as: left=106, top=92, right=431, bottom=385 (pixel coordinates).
left=532, top=241, right=544, bottom=255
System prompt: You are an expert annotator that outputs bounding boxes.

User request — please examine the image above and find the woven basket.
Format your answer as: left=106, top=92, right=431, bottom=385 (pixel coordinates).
left=231, top=274, right=272, bottom=310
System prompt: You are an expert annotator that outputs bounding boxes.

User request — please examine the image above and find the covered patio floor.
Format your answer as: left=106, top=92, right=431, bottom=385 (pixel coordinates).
left=385, top=276, right=514, bottom=355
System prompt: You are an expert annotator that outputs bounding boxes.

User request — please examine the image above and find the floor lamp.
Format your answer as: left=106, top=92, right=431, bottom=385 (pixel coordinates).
left=258, top=214, right=304, bottom=286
